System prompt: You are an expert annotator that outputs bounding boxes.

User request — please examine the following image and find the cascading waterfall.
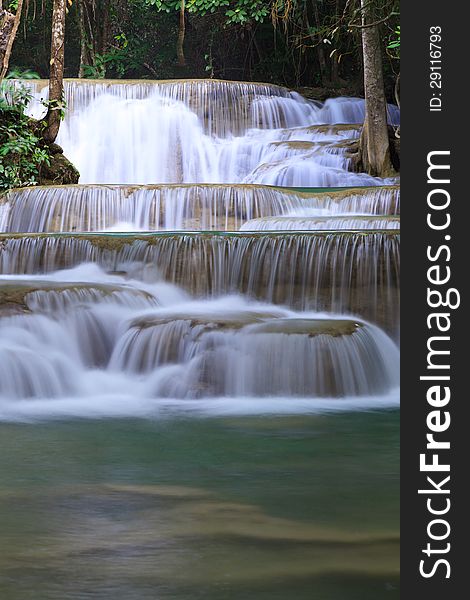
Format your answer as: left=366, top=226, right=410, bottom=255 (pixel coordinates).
left=26, top=79, right=400, bottom=134
left=0, top=78, right=400, bottom=417
left=27, top=79, right=314, bottom=134
left=240, top=216, right=401, bottom=231
left=0, top=232, right=400, bottom=336
left=25, top=79, right=399, bottom=186
left=1, top=184, right=400, bottom=233
left=110, top=311, right=398, bottom=398
left=0, top=203, right=10, bottom=231
left=0, top=266, right=398, bottom=411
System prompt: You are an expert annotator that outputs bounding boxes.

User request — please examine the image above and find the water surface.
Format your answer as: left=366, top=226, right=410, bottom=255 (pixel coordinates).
left=0, top=411, right=399, bottom=599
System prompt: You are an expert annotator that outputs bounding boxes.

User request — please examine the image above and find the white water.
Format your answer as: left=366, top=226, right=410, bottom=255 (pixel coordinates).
left=1, top=185, right=400, bottom=233
left=0, top=79, right=400, bottom=420
left=0, top=265, right=399, bottom=420
left=0, top=232, right=400, bottom=336
left=26, top=79, right=399, bottom=187
left=240, top=215, right=400, bottom=231
left=0, top=391, right=400, bottom=422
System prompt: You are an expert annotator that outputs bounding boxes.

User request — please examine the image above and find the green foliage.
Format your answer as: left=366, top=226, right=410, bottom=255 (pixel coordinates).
left=81, top=3, right=178, bottom=79
left=81, top=51, right=117, bottom=79
left=387, top=25, right=400, bottom=59
left=0, top=74, right=51, bottom=192
left=147, top=0, right=270, bottom=25
left=81, top=34, right=135, bottom=78
left=8, top=0, right=400, bottom=92
left=204, top=52, right=214, bottom=77
left=225, top=0, right=270, bottom=25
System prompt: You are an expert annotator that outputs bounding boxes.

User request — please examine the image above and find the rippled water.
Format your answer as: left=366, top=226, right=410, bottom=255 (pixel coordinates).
left=0, top=411, right=399, bottom=600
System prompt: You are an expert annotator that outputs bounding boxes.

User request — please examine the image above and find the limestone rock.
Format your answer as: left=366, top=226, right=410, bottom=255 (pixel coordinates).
left=38, top=149, right=80, bottom=186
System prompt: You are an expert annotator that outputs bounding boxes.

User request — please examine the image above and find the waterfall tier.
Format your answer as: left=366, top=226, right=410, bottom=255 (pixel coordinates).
left=240, top=215, right=400, bottom=231
left=0, top=78, right=401, bottom=416
left=0, top=270, right=399, bottom=402
left=28, top=79, right=400, bottom=135
left=24, top=79, right=399, bottom=186
left=1, top=184, right=400, bottom=233
left=0, top=231, right=399, bottom=334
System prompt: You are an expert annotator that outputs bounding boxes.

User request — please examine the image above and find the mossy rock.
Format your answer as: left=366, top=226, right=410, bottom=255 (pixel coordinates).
left=130, top=309, right=286, bottom=331
left=303, top=123, right=362, bottom=135
left=248, top=318, right=363, bottom=337
left=0, top=280, right=153, bottom=311
left=129, top=314, right=364, bottom=339
left=296, top=85, right=362, bottom=102
left=269, top=141, right=316, bottom=151
left=38, top=147, right=80, bottom=186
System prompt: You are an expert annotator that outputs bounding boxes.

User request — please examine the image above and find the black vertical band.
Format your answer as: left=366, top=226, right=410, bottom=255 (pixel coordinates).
left=401, top=2, right=465, bottom=597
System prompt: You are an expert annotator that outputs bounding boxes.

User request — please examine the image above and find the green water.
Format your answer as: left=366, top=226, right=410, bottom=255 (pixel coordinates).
left=0, top=410, right=399, bottom=599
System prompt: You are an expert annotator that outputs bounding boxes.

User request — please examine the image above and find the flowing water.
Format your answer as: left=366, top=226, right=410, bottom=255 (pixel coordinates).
left=26, top=79, right=399, bottom=186
left=1, top=79, right=400, bottom=598
left=1, top=184, right=399, bottom=233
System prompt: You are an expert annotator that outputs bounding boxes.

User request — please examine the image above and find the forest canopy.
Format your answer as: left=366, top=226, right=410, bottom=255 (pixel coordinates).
left=6, top=0, right=399, bottom=95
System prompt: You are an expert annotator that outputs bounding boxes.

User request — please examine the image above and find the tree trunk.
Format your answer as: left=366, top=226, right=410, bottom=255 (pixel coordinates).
left=0, top=0, right=24, bottom=81
left=359, top=0, right=395, bottom=177
left=99, top=0, right=111, bottom=56
left=311, top=0, right=328, bottom=85
left=44, top=0, right=66, bottom=144
left=176, top=0, right=186, bottom=67
left=330, top=0, right=344, bottom=85
left=77, top=0, right=92, bottom=78
left=77, top=0, right=111, bottom=78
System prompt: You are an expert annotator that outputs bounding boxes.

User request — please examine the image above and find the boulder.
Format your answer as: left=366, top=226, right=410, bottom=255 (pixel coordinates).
left=38, top=144, right=80, bottom=186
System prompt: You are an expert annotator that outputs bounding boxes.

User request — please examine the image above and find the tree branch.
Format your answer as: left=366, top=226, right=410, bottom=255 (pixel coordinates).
left=348, top=14, right=396, bottom=29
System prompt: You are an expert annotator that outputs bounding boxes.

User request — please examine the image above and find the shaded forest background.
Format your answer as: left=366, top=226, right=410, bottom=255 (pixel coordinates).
left=1, top=0, right=400, bottom=190
left=9, top=0, right=399, bottom=98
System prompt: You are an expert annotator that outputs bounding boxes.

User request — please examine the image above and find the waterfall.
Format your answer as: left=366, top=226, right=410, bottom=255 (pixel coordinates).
left=0, top=202, right=10, bottom=231
left=1, top=184, right=400, bottom=233
left=240, top=215, right=401, bottom=231
left=24, top=79, right=399, bottom=186
left=0, top=78, right=400, bottom=417
left=0, top=231, right=399, bottom=335
left=111, top=317, right=398, bottom=398
left=27, top=79, right=400, bottom=133
left=0, top=267, right=398, bottom=404
left=27, top=79, right=312, bottom=135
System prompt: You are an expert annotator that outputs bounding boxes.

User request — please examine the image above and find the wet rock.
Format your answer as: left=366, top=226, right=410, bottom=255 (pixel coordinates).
left=130, top=309, right=286, bottom=332
left=38, top=149, right=80, bottom=186
left=0, top=302, right=30, bottom=316
left=248, top=318, right=363, bottom=337
left=0, top=280, right=154, bottom=311
left=296, top=86, right=362, bottom=102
